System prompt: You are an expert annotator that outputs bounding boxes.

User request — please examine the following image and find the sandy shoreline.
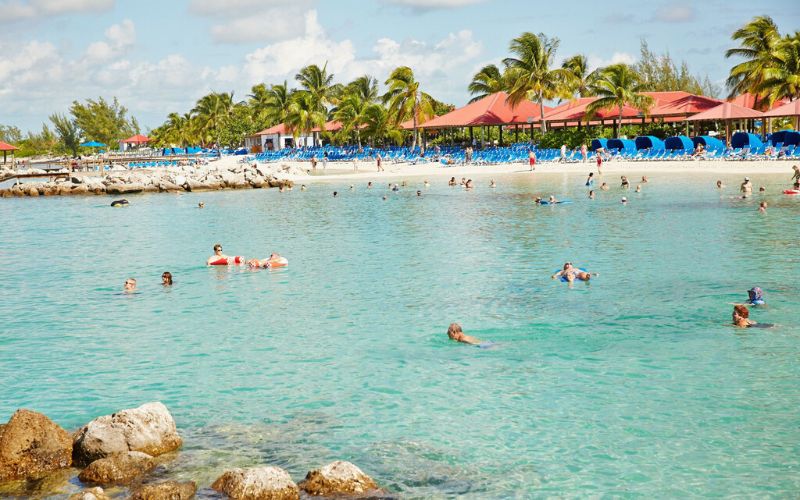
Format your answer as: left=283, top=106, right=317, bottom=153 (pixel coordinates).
left=283, top=158, right=799, bottom=183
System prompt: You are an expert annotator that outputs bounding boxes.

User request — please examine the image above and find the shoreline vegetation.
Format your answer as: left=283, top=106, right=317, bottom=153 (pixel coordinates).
left=0, top=402, right=384, bottom=499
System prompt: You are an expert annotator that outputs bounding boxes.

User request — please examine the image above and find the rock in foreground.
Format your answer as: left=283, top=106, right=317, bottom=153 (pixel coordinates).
left=0, top=409, right=72, bottom=481
left=299, top=461, right=379, bottom=496
left=68, top=486, right=111, bottom=500
left=77, top=451, right=156, bottom=486
left=72, top=402, right=182, bottom=466
left=212, top=466, right=299, bottom=500
left=130, top=480, right=197, bottom=500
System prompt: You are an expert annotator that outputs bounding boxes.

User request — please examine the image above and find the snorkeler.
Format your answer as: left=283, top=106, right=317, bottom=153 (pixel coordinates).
left=447, top=323, right=481, bottom=345
left=111, top=199, right=129, bottom=207
left=747, top=287, right=765, bottom=306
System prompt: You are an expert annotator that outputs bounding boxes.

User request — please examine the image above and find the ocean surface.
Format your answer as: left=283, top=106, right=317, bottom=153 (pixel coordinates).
left=1, top=171, right=799, bottom=498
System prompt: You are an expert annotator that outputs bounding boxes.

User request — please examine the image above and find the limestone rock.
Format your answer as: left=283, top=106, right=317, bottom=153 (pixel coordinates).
left=0, top=409, right=72, bottom=481
left=106, top=183, right=143, bottom=195
left=78, top=451, right=155, bottom=486
left=298, top=461, right=378, bottom=497
left=211, top=466, right=299, bottom=500
left=68, top=486, right=111, bottom=500
left=130, top=480, right=197, bottom=500
left=72, top=402, right=182, bottom=466
left=71, top=184, right=90, bottom=195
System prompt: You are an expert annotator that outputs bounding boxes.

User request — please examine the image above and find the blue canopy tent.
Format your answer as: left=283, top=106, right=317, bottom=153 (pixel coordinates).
left=591, top=138, right=608, bottom=151
left=635, top=136, right=665, bottom=151
left=606, top=138, right=636, bottom=154
left=665, top=136, right=694, bottom=150
left=692, top=136, right=725, bottom=151
left=731, top=132, right=763, bottom=149
left=768, top=130, right=800, bottom=147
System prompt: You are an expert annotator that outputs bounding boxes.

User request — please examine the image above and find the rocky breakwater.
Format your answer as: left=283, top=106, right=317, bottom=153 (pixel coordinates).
left=0, top=161, right=304, bottom=198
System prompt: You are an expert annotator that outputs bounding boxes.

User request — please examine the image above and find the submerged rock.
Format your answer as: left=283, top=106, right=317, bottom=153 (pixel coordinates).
left=299, top=461, right=379, bottom=496
left=77, top=451, right=156, bottom=486
left=0, top=409, right=72, bottom=481
left=130, top=480, right=197, bottom=500
left=211, top=466, right=299, bottom=500
left=68, top=486, right=111, bottom=500
left=72, top=402, right=182, bottom=466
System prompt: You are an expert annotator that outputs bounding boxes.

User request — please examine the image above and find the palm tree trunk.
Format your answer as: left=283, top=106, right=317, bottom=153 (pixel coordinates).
left=411, top=105, right=418, bottom=151
left=539, top=98, right=547, bottom=134
left=356, top=129, right=361, bottom=149
left=617, top=106, right=623, bottom=137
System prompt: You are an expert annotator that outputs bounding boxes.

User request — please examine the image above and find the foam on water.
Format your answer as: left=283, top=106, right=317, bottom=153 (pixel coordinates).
left=1, top=171, right=799, bottom=497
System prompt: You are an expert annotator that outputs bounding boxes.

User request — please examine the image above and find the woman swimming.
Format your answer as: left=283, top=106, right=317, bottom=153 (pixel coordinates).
left=447, top=323, right=481, bottom=345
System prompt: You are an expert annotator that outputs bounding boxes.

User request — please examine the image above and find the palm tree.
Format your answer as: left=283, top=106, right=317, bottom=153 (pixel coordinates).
left=562, top=54, right=595, bottom=98
left=192, top=92, right=235, bottom=151
left=333, top=93, right=371, bottom=148
left=346, top=75, right=379, bottom=103
left=249, top=82, right=292, bottom=128
left=362, top=104, right=403, bottom=146
left=725, top=16, right=780, bottom=105
left=756, top=32, right=800, bottom=102
left=286, top=91, right=327, bottom=142
left=503, top=32, right=571, bottom=133
left=585, top=64, right=653, bottom=137
left=295, top=63, right=340, bottom=112
left=468, top=64, right=508, bottom=103
left=383, top=66, right=435, bottom=150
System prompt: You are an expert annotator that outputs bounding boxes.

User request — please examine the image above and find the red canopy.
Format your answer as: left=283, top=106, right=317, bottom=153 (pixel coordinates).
left=686, top=102, right=765, bottom=121
left=121, top=134, right=150, bottom=144
left=253, top=123, right=290, bottom=135
left=0, top=141, right=18, bottom=151
left=728, top=93, right=788, bottom=111
left=648, top=92, right=722, bottom=117
left=419, top=92, right=549, bottom=129
left=544, top=97, right=643, bottom=123
left=762, top=100, right=800, bottom=118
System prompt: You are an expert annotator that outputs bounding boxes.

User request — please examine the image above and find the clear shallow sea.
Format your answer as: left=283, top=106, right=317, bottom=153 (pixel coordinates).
left=1, top=171, right=799, bottom=498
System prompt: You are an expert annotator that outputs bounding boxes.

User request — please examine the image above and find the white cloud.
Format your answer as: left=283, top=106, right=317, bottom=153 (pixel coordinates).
left=587, top=52, right=636, bottom=71
left=653, top=4, right=694, bottom=23
left=189, top=0, right=314, bottom=43
left=85, top=19, right=135, bottom=62
left=0, top=0, right=114, bottom=23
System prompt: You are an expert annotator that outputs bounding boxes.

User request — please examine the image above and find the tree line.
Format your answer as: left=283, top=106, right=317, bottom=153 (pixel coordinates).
left=0, top=16, right=796, bottom=157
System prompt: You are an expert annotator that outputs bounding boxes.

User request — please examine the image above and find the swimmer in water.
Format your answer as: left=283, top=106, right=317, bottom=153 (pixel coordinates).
left=490, top=179, right=496, bottom=188
left=465, top=179, right=474, bottom=189
left=588, top=190, right=595, bottom=199
left=161, top=272, right=173, bottom=286
left=367, top=182, right=373, bottom=189
left=111, top=199, right=129, bottom=207
left=621, top=176, right=630, bottom=189
left=741, top=177, right=753, bottom=196
left=349, top=185, right=355, bottom=191
left=424, top=180, right=431, bottom=187
left=548, top=195, right=557, bottom=204
left=635, top=184, right=641, bottom=193
left=392, top=184, right=399, bottom=192
left=792, top=165, right=800, bottom=182
left=247, top=252, right=284, bottom=269
left=759, top=186, right=766, bottom=192
left=600, top=182, right=610, bottom=191
left=198, top=202, right=205, bottom=208
left=747, top=287, right=765, bottom=306
left=732, top=304, right=755, bottom=328
left=716, top=180, right=723, bottom=189
left=447, top=322, right=481, bottom=345
left=416, top=190, right=422, bottom=197
left=621, top=196, right=628, bottom=205
left=382, top=195, right=387, bottom=200
left=207, top=244, right=242, bottom=266
left=301, top=184, right=307, bottom=191
left=641, top=176, right=648, bottom=183
left=585, top=172, right=594, bottom=186
left=448, top=177, right=457, bottom=186
left=333, top=191, right=338, bottom=197
left=123, top=278, right=137, bottom=292
left=759, top=201, right=767, bottom=213
left=534, top=197, right=543, bottom=204
left=551, top=262, right=596, bottom=283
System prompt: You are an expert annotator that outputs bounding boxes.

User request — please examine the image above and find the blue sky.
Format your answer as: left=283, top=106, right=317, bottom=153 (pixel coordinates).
left=0, top=0, right=797, bottom=131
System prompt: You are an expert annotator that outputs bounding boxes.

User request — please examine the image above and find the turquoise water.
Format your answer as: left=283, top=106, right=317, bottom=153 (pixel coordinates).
left=1, top=172, right=799, bottom=497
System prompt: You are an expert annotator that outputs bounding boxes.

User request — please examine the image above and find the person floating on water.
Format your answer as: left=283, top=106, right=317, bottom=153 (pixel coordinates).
left=111, top=199, right=129, bottom=207
left=447, top=323, right=481, bottom=345
left=747, top=287, right=765, bottom=306
left=123, top=278, right=137, bottom=292
left=551, top=262, right=597, bottom=283
left=207, top=244, right=244, bottom=266
left=247, top=253, right=287, bottom=269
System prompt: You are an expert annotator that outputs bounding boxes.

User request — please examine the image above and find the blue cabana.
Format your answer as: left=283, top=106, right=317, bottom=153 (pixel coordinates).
left=606, top=138, right=636, bottom=154
left=665, top=136, right=693, bottom=150
left=731, top=132, right=763, bottom=149
left=591, top=138, right=608, bottom=151
left=768, top=130, right=800, bottom=147
left=692, top=136, right=725, bottom=151
left=635, top=136, right=665, bottom=151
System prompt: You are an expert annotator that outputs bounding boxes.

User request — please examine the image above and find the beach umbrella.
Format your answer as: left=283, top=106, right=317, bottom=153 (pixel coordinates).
left=80, top=141, right=106, bottom=148
left=687, top=102, right=765, bottom=145
left=0, top=141, right=18, bottom=164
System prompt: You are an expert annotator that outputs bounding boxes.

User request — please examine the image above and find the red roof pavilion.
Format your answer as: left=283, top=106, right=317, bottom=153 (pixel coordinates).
left=121, top=134, right=151, bottom=144
left=419, top=92, right=550, bottom=129
left=686, top=101, right=765, bottom=121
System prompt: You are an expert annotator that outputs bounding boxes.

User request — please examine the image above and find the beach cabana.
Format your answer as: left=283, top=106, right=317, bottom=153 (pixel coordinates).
left=768, top=130, right=800, bottom=147
left=763, top=100, right=800, bottom=130
left=686, top=102, right=765, bottom=144
left=692, top=135, right=725, bottom=151
left=0, top=141, right=18, bottom=164
left=120, top=134, right=150, bottom=151
left=606, top=138, right=636, bottom=155
left=664, top=136, right=693, bottom=150
left=591, top=138, right=608, bottom=151
left=634, top=136, right=665, bottom=151
left=731, top=132, right=763, bottom=149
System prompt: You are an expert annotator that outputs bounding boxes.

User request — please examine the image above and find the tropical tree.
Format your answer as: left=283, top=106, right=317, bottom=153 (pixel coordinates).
left=249, top=81, right=293, bottom=129
left=755, top=32, right=800, bottom=102
left=286, top=91, right=327, bottom=141
left=725, top=16, right=780, bottom=105
left=295, top=63, right=340, bottom=113
left=346, top=75, right=379, bottom=103
left=362, top=104, right=403, bottom=146
left=333, top=93, right=371, bottom=148
left=192, top=92, right=236, bottom=149
left=468, top=64, right=508, bottom=103
left=69, top=97, right=138, bottom=148
left=585, top=63, right=653, bottom=137
left=49, top=113, right=80, bottom=156
left=503, top=32, right=571, bottom=133
left=561, top=54, right=595, bottom=98
left=383, top=66, right=435, bottom=150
